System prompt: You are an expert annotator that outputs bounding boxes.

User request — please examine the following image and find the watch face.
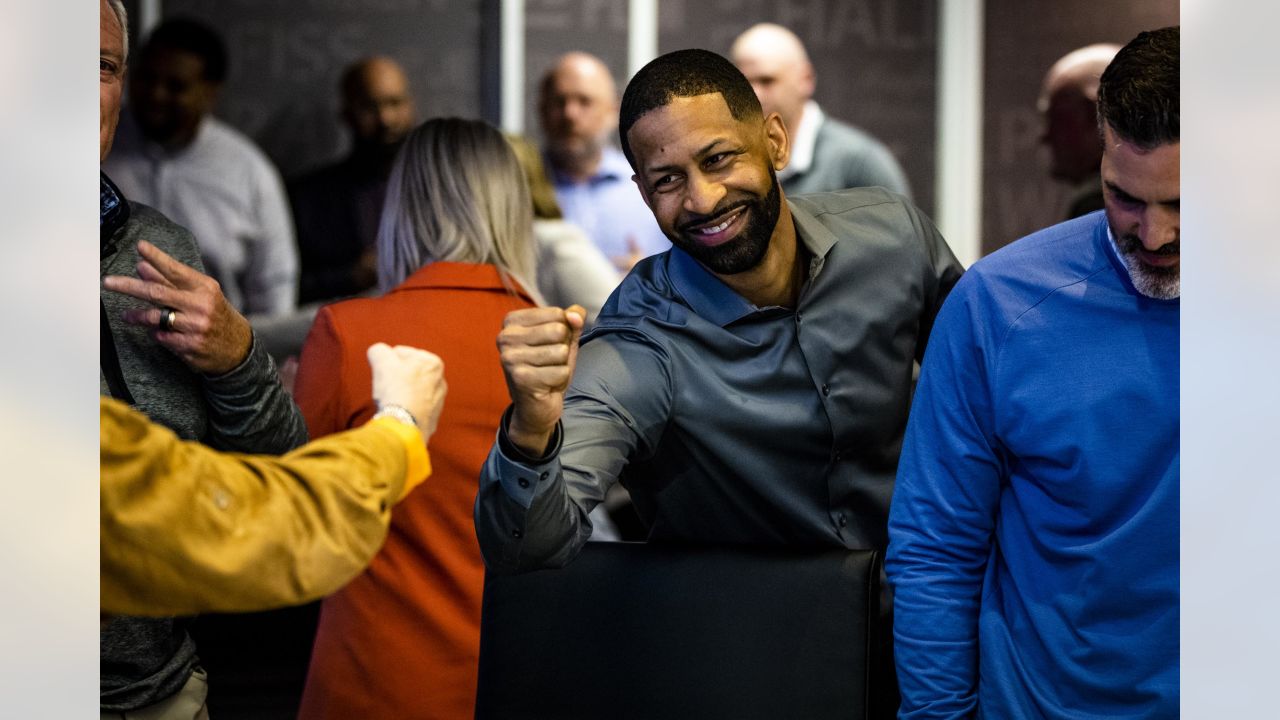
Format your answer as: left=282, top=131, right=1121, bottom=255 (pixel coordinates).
left=101, top=173, right=124, bottom=226
left=100, top=172, right=130, bottom=255
left=100, top=181, right=121, bottom=226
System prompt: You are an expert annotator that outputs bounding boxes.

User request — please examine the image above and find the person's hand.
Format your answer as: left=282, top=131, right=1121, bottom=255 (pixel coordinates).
left=496, top=304, right=585, bottom=456
left=102, top=240, right=253, bottom=375
left=611, top=235, right=643, bottom=273
left=277, top=356, right=300, bottom=396
left=367, top=343, right=447, bottom=441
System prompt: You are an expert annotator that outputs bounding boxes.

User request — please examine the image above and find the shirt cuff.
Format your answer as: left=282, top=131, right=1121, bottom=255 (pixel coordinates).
left=493, top=405, right=563, bottom=509
left=369, top=416, right=432, bottom=502
left=201, top=331, right=268, bottom=387
left=496, top=405, right=562, bottom=461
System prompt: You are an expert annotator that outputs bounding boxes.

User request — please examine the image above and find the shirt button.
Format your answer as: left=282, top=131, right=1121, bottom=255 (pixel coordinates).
left=821, top=383, right=831, bottom=396
left=512, top=528, right=524, bottom=539
left=795, top=312, right=803, bottom=324
left=833, top=449, right=843, bottom=462
left=539, top=471, right=549, bottom=482
left=837, top=513, right=847, bottom=528
left=518, top=478, right=530, bottom=489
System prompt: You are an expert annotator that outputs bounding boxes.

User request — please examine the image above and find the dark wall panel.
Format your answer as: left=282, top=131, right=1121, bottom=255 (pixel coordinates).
left=981, top=0, right=1178, bottom=254
left=159, top=0, right=487, bottom=179
left=523, top=0, right=630, bottom=145
left=659, top=0, right=938, bottom=216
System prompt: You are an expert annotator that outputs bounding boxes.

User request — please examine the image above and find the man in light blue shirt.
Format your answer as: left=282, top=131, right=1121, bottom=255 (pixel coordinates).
left=538, top=52, right=669, bottom=271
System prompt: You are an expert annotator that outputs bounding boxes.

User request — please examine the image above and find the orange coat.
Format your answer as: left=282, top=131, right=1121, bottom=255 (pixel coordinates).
left=294, top=262, right=534, bottom=720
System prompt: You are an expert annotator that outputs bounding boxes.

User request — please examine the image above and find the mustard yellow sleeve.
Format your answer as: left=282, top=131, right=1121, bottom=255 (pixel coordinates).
left=368, top=416, right=431, bottom=501
left=100, top=398, right=431, bottom=617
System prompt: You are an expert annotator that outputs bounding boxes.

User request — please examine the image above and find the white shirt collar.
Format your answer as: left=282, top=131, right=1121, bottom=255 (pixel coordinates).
left=778, top=100, right=823, bottom=181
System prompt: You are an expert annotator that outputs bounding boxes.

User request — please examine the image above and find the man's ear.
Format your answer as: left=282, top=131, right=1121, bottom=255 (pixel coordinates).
left=631, top=175, right=652, bottom=210
left=763, top=112, right=790, bottom=171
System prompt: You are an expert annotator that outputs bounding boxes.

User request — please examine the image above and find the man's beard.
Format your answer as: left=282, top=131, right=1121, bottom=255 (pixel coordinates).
left=547, top=133, right=604, bottom=170
left=1115, top=233, right=1180, bottom=299
left=672, top=168, right=782, bottom=275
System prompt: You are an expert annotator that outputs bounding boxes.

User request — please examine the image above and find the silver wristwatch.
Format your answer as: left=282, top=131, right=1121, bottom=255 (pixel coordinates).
left=373, top=403, right=419, bottom=430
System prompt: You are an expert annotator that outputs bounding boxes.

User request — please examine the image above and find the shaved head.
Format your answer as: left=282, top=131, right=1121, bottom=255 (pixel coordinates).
left=1038, top=43, right=1120, bottom=183
left=341, top=56, right=416, bottom=150
left=731, top=23, right=811, bottom=68
left=542, top=52, right=618, bottom=102
left=730, top=23, right=814, bottom=135
left=1040, top=44, right=1121, bottom=109
left=539, top=52, right=620, bottom=180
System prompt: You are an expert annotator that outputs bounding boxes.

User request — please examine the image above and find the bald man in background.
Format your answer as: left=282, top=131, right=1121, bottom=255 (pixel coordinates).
left=538, top=52, right=668, bottom=271
left=290, top=57, right=417, bottom=304
left=731, top=23, right=911, bottom=198
left=1038, top=43, right=1121, bottom=220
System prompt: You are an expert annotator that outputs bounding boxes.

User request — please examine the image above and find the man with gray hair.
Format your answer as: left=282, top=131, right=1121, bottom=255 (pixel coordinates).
left=100, top=1, right=307, bottom=717
left=731, top=22, right=910, bottom=198
left=1038, top=43, right=1121, bottom=219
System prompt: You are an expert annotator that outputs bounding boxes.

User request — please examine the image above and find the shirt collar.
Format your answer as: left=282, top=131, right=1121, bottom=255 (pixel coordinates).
left=1101, top=219, right=1140, bottom=296
left=666, top=198, right=836, bottom=327
left=392, top=261, right=535, bottom=302
left=778, top=101, right=823, bottom=181
left=667, top=247, right=758, bottom=326
left=787, top=196, right=839, bottom=259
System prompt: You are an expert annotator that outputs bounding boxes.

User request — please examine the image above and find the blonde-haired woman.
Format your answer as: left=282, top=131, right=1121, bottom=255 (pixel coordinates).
left=293, top=118, right=539, bottom=720
left=505, top=134, right=621, bottom=324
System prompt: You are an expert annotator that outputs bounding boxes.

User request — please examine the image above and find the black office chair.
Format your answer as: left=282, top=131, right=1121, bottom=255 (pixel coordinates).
left=476, top=542, right=883, bottom=720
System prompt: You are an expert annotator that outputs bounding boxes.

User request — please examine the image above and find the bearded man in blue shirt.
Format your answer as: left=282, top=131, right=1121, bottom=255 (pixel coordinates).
left=887, top=27, right=1180, bottom=719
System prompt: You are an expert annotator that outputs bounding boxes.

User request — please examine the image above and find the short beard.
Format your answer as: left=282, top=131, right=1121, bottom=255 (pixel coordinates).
left=546, top=134, right=604, bottom=172
left=1115, top=233, right=1180, bottom=299
left=673, top=167, right=782, bottom=275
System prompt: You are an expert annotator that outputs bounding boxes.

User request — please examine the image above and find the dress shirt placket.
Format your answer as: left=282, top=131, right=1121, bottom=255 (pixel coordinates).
left=789, top=254, right=851, bottom=539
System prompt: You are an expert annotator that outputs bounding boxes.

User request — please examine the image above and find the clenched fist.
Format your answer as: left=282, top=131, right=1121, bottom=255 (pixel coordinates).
left=497, top=304, right=586, bottom=456
left=367, top=343, right=448, bottom=441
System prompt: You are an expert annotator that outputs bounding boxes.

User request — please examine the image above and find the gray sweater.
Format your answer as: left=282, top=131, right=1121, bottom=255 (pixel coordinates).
left=99, top=202, right=308, bottom=711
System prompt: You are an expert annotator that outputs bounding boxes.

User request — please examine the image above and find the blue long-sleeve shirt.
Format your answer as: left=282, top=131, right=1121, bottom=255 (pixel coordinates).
left=887, top=212, right=1179, bottom=719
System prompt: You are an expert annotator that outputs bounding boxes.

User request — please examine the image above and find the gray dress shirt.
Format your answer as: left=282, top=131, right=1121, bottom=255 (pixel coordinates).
left=475, top=188, right=962, bottom=572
